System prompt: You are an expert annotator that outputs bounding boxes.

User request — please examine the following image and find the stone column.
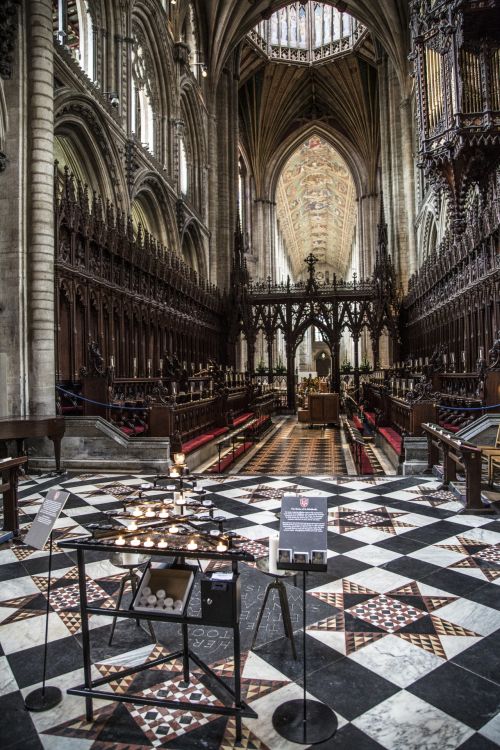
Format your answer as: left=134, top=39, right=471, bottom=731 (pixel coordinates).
left=27, top=0, right=55, bottom=414
left=253, top=198, right=274, bottom=279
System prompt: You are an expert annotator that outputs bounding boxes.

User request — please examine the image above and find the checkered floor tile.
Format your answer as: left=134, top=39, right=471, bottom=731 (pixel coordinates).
left=1, top=471, right=500, bottom=749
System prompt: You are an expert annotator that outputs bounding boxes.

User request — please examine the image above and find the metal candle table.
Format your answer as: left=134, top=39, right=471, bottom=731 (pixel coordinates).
left=58, top=535, right=257, bottom=742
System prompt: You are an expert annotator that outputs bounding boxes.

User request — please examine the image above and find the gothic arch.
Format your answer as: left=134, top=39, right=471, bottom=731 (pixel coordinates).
left=181, top=219, right=207, bottom=277
left=130, top=171, right=180, bottom=253
left=54, top=93, right=125, bottom=204
left=131, top=0, right=176, bottom=164
left=267, top=123, right=365, bottom=200
left=179, top=80, right=208, bottom=214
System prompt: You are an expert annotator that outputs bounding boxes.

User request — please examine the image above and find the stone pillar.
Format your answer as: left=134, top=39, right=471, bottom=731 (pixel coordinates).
left=253, top=198, right=274, bottom=279
left=0, top=2, right=24, bottom=417
left=27, top=0, right=55, bottom=414
left=357, top=194, right=378, bottom=277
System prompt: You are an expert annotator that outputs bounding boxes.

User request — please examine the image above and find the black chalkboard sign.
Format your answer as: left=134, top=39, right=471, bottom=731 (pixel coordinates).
left=277, top=495, right=328, bottom=572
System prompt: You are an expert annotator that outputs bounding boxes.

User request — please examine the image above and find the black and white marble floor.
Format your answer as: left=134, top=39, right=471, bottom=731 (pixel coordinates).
left=1, top=472, right=500, bottom=749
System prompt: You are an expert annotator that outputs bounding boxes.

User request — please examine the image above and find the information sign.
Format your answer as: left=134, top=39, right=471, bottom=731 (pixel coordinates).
left=277, top=494, right=328, bottom=571
left=24, top=489, right=69, bottom=550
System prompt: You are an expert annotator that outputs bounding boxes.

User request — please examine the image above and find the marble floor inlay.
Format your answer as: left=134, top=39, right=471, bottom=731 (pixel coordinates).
left=1, top=472, right=500, bottom=749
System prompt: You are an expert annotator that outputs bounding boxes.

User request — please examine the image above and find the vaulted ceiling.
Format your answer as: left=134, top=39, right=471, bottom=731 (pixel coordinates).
left=276, top=135, right=357, bottom=279
left=188, top=0, right=410, bottom=87
left=176, top=0, right=411, bottom=280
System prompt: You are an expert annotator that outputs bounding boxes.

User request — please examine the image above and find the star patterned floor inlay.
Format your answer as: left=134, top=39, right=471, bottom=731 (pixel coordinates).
left=1, top=471, right=499, bottom=749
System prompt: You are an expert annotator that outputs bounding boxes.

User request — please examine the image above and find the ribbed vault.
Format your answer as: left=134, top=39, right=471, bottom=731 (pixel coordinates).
left=238, top=52, right=379, bottom=197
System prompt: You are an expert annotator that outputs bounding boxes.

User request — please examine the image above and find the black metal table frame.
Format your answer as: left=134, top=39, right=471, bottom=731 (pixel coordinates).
left=58, top=538, right=258, bottom=741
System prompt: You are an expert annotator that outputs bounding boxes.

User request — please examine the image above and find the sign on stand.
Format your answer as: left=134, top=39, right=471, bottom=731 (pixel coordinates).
left=24, top=489, right=69, bottom=550
left=277, top=495, right=328, bottom=572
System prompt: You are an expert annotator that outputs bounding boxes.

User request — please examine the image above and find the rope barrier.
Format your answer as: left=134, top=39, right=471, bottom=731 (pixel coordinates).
left=56, top=385, right=149, bottom=411
left=437, top=402, right=500, bottom=412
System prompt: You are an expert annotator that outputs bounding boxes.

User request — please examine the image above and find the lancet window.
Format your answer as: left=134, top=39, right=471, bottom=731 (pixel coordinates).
left=52, top=0, right=94, bottom=80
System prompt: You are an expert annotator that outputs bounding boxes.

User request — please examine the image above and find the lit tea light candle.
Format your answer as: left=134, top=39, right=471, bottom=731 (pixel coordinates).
left=140, top=483, right=153, bottom=490
left=128, top=521, right=138, bottom=531
left=159, top=509, right=169, bottom=518
left=187, top=539, right=198, bottom=551
left=169, top=524, right=179, bottom=534
left=216, top=540, right=228, bottom=552
left=157, top=538, right=168, bottom=549
left=116, top=536, right=126, bottom=546
left=170, top=468, right=180, bottom=478
left=130, top=537, right=141, bottom=546
left=143, top=537, right=154, bottom=548
left=145, top=508, right=155, bottom=518
left=133, top=508, right=142, bottom=517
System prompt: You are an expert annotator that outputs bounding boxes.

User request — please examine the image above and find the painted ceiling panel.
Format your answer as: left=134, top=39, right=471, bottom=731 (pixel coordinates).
left=276, top=135, right=356, bottom=279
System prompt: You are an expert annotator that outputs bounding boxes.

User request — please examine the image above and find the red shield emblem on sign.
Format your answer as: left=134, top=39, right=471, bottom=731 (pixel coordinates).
left=300, top=497, right=309, bottom=508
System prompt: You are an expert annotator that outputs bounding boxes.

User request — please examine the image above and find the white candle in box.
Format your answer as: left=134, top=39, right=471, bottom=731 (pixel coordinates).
left=165, top=597, right=173, bottom=607
left=156, top=589, right=166, bottom=599
left=268, top=534, right=279, bottom=575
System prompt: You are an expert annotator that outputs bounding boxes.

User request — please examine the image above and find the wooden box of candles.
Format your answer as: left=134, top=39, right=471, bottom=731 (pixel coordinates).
left=132, top=562, right=196, bottom=616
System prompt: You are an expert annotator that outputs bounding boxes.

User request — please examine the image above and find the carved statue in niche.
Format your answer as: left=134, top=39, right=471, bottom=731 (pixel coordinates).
left=80, top=340, right=106, bottom=378
left=428, top=345, right=446, bottom=373
left=488, top=331, right=500, bottom=371
left=88, top=340, right=105, bottom=375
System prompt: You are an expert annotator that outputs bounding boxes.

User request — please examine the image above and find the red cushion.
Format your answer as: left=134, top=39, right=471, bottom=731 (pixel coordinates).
left=233, top=412, right=254, bottom=427
left=440, top=422, right=461, bottom=433
left=360, top=453, right=374, bottom=475
left=120, top=426, right=134, bottom=435
left=211, top=426, right=229, bottom=438
left=365, top=412, right=376, bottom=426
left=133, top=426, right=146, bottom=435
left=379, top=427, right=403, bottom=454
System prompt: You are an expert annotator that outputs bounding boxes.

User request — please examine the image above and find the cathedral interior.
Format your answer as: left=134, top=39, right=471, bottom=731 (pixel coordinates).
left=1, top=1, right=500, bottom=749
